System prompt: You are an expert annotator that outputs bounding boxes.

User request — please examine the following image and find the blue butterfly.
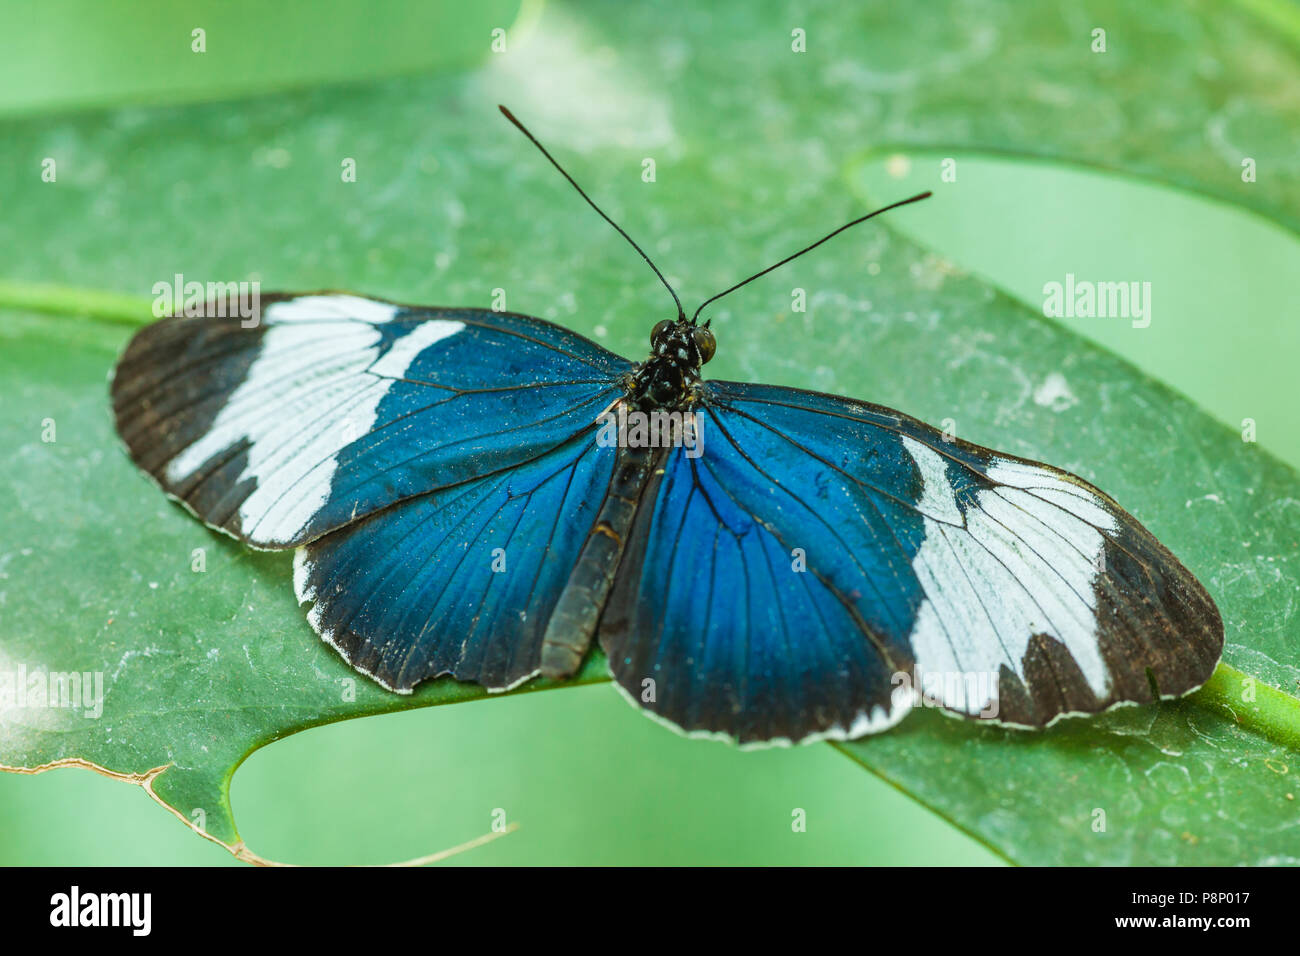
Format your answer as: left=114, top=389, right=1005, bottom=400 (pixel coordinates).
left=111, top=107, right=1223, bottom=745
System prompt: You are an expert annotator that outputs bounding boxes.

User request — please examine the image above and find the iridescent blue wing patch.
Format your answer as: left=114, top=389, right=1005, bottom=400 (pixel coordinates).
left=598, top=380, right=1223, bottom=744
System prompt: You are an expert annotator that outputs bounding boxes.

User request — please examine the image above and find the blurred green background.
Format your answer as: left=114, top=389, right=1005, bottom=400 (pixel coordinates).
left=1, top=0, right=1295, bottom=865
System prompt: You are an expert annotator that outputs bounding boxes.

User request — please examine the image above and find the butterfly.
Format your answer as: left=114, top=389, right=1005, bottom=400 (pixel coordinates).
left=110, top=107, right=1223, bottom=746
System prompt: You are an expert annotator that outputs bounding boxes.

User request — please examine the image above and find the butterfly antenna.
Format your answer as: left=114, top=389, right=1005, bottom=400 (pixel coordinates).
left=498, top=105, right=685, bottom=322
left=691, top=191, right=932, bottom=327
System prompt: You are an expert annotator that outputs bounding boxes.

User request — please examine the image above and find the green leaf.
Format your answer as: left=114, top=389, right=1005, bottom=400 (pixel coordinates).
left=3, top=0, right=1299, bottom=864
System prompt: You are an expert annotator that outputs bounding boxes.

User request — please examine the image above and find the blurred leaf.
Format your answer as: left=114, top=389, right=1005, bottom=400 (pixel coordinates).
left=0, top=0, right=523, bottom=116
left=2, top=0, right=1298, bottom=864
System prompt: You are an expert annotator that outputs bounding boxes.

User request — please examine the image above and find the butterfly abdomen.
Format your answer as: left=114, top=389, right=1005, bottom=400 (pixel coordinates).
left=540, top=442, right=666, bottom=678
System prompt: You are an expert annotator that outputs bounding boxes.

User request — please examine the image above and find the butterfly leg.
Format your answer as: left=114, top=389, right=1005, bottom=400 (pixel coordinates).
left=540, top=443, right=666, bottom=679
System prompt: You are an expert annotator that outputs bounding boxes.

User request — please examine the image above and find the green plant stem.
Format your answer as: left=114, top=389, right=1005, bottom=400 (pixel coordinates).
left=0, top=280, right=153, bottom=326
left=1191, top=661, right=1300, bottom=752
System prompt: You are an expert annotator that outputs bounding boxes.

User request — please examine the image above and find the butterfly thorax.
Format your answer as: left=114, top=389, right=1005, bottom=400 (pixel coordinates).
left=624, top=319, right=716, bottom=410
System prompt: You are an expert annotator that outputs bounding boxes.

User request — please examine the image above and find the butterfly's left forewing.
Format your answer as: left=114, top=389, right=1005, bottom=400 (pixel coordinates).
left=112, top=293, right=630, bottom=548
left=600, top=380, right=1223, bottom=743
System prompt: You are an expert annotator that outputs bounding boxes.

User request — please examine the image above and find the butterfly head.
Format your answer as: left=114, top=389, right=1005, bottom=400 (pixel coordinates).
left=651, top=319, right=715, bottom=368
left=625, top=319, right=716, bottom=409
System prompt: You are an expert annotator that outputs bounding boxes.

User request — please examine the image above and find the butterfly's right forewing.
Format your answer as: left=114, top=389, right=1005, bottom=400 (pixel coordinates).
left=599, top=379, right=1223, bottom=744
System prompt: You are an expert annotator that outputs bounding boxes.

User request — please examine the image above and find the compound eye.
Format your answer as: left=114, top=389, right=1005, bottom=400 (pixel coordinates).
left=692, top=326, right=716, bottom=364
left=651, top=320, right=674, bottom=348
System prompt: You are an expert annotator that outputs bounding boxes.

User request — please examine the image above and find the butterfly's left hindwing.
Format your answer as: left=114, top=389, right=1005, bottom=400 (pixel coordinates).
left=599, top=380, right=1223, bottom=743
left=294, top=432, right=616, bottom=692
